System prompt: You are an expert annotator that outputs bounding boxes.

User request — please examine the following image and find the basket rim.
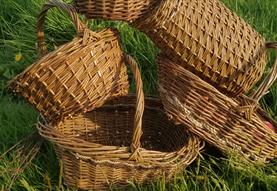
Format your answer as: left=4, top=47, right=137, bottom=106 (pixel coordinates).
left=37, top=95, right=204, bottom=167
left=158, top=51, right=277, bottom=122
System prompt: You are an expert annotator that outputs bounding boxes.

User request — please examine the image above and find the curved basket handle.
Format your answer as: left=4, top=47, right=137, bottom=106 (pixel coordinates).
left=36, top=54, right=145, bottom=160
left=123, top=54, right=145, bottom=162
left=250, top=42, right=277, bottom=101
left=37, top=0, right=98, bottom=56
left=238, top=42, right=277, bottom=120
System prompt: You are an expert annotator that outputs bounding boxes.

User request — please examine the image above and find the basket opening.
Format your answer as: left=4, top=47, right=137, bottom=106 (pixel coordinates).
left=57, top=104, right=189, bottom=153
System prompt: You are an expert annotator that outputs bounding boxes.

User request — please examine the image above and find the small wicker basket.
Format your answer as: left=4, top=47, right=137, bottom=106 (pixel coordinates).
left=73, top=0, right=158, bottom=21
left=36, top=55, right=204, bottom=190
left=158, top=51, right=277, bottom=163
left=9, top=0, right=129, bottom=124
left=133, top=0, right=275, bottom=96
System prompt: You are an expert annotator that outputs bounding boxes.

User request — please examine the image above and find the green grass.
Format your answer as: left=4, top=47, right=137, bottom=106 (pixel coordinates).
left=0, top=0, right=277, bottom=190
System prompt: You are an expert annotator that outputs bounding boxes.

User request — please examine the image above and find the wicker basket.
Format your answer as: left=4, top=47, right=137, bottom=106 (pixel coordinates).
left=158, top=51, right=277, bottom=163
left=73, top=0, right=158, bottom=21
left=36, top=55, right=204, bottom=190
left=133, top=0, right=275, bottom=96
left=9, top=0, right=129, bottom=124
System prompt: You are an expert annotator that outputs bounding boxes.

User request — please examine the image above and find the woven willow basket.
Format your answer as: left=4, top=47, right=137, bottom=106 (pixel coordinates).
left=133, top=0, right=275, bottom=96
left=158, top=49, right=277, bottom=163
left=36, top=55, right=204, bottom=190
left=9, top=0, right=129, bottom=123
left=73, top=0, right=158, bottom=21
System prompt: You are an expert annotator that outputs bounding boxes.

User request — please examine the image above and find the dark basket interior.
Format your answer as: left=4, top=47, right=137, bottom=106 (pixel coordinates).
left=56, top=96, right=188, bottom=153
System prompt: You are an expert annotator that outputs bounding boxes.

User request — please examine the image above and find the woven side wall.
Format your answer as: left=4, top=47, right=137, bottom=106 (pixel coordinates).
left=74, top=0, right=159, bottom=21
left=134, top=0, right=267, bottom=95
left=158, top=56, right=277, bottom=162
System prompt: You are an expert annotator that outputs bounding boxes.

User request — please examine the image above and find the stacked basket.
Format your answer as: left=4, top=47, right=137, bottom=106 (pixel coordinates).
left=7, top=0, right=277, bottom=189
left=133, top=0, right=277, bottom=162
left=73, top=0, right=277, bottom=163
left=8, top=0, right=204, bottom=190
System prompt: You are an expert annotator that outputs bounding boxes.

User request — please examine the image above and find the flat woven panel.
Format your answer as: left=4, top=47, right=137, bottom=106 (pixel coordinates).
left=133, top=0, right=269, bottom=96
left=74, top=0, right=158, bottom=21
left=158, top=55, right=277, bottom=163
left=9, top=0, right=129, bottom=124
left=37, top=95, right=204, bottom=190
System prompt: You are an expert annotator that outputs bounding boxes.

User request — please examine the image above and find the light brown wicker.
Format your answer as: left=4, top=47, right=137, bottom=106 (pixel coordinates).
left=158, top=47, right=277, bottom=163
left=9, top=0, right=129, bottom=124
left=133, top=0, right=274, bottom=96
left=36, top=55, right=204, bottom=190
left=73, top=0, right=159, bottom=21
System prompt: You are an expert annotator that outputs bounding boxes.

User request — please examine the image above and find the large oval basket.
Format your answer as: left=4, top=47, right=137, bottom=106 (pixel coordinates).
left=37, top=55, right=204, bottom=190
left=158, top=53, right=277, bottom=163
left=9, top=0, right=129, bottom=123
left=133, top=0, right=275, bottom=96
left=73, top=0, right=158, bottom=21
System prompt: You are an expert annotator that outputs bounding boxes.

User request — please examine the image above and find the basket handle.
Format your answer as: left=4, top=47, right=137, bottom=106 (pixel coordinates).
left=123, top=54, right=145, bottom=162
left=36, top=54, right=145, bottom=160
left=37, top=0, right=98, bottom=56
left=250, top=42, right=277, bottom=101
left=238, top=42, right=277, bottom=120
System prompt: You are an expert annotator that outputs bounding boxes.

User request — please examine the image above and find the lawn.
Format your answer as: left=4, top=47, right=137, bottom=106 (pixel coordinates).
left=0, top=0, right=277, bottom=190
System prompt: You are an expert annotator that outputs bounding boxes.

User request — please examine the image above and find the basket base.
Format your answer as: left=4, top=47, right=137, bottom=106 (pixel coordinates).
left=56, top=148, right=181, bottom=190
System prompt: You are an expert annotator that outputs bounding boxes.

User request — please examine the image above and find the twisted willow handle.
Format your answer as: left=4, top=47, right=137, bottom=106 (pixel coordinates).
left=238, top=42, right=277, bottom=120
left=250, top=42, right=277, bottom=101
left=123, top=54, right=145, bottom=162
left=36, top=54, right=145, bottom=161
left=37, top=0, right=99, bottom=56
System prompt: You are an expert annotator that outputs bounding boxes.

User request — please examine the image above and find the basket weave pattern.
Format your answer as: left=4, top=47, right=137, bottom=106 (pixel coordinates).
left=133, top=0, right=268, bottom=95
left=74, top=0, right=158, bottom=21
left=37, top=55, right=204, bottom=190
left=158, top=53, right=277, bottom=162
left=9, top=0, right=129, bottom=123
